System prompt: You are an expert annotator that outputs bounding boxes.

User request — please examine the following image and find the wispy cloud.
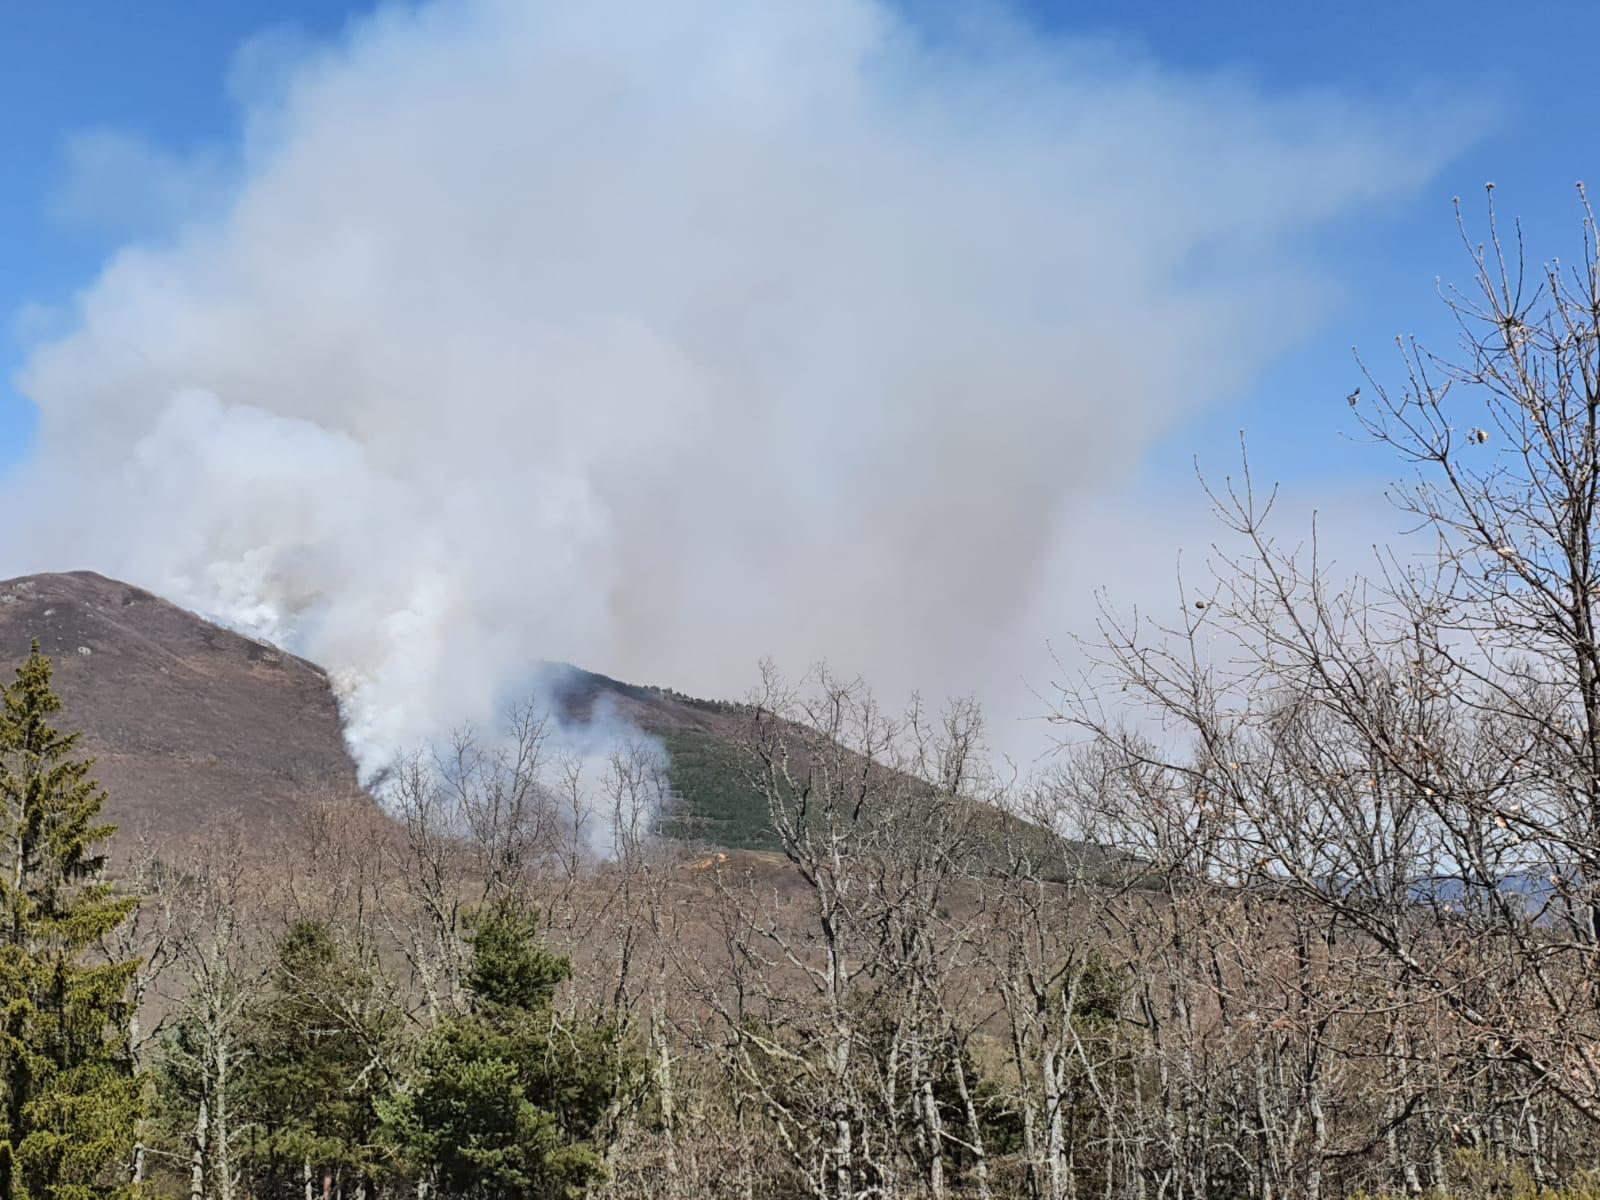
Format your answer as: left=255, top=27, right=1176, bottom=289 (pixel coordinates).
left=49, top=129, right=233, bottom=239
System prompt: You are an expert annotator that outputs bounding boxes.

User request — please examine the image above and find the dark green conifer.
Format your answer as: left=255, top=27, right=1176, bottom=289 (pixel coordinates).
left=238, top=919, right=397, bottom=1195
left=382, top=902, right=640, bottom=1200
left=0, top=643, right=141, bottom=1200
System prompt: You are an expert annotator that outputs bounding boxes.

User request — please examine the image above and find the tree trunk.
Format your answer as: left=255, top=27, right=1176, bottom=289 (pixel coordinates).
left=214, top=1030, right=235, bottom=1200
left=951, top=1046, right=993, bottom=1200
left=189, top=1097, right=208, bottom=1200
left=922, top=1074, right=947, bottom=1200
left=1043, top=1045, right=1067, bottom=1200
left=652, top=996, right=679, bottom=1193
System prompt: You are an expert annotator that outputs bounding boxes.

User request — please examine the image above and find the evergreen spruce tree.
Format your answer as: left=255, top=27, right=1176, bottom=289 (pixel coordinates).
left=382, top=903, right=640, bottom=1200
left=238, top=920, right=397, bottom=1196
left=0, top=643, right=142, bottom=1200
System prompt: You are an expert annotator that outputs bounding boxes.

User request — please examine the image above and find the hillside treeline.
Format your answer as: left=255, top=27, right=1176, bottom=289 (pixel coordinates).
left=8, top=201, right=1600, bottom=1199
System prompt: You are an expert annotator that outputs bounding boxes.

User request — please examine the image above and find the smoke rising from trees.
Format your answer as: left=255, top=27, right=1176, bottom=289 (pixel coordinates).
left=4, top=0, right=1455, bottom=769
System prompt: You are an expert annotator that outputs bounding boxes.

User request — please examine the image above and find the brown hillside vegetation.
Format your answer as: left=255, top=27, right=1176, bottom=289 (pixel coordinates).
left=0, top=570, right=365, bottom=838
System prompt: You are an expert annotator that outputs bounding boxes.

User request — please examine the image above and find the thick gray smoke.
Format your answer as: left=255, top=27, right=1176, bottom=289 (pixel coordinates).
left=4, top=0, right=1453, bottom=772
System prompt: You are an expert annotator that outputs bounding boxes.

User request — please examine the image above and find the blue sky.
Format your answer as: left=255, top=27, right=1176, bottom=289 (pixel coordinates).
left=1065, top=1, right=1600, bottom=491
left=1, top=0, right=1595, bottom=484
left=0, top=2, right=344, bottom=467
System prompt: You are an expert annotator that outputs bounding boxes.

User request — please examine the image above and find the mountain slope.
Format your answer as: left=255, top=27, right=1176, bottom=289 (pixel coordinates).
left=0, top=572, right=768, bottom=848
left=0, top=571, right=363, bottom=839
left=538, top=663, right=776, bottom=848
left=0, top=573, right=1100, bottom=874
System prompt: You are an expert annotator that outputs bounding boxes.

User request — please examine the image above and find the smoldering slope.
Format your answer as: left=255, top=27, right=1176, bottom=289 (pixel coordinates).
left=4, top=0, right=1456, bottom=777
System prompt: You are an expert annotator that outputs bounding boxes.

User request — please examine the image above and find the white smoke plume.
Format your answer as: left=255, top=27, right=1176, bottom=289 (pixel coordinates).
left=3, top=0, right=1458, bottom=774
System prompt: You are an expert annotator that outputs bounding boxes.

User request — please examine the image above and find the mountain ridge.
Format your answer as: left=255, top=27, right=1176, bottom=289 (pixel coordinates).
left=0, top=570, right=366, bottom=840
left=0, top=570, right=777, bottom=850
